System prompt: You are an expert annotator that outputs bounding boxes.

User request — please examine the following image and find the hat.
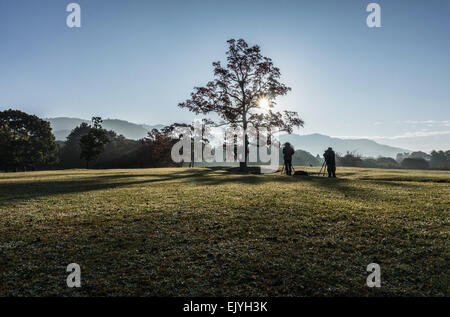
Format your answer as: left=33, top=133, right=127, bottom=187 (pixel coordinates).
left=328, top=147, right=332, bottom=150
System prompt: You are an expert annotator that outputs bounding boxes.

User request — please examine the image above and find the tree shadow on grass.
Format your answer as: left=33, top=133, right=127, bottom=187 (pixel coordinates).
left=0, top=168, right=215, bottom=206
left=194, top=169, right=423, bottom=202
left=0, top=167, right=426, bottom=206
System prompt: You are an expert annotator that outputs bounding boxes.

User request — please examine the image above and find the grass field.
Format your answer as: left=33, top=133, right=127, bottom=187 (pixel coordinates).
left=0, top=167, right=448, bottom=296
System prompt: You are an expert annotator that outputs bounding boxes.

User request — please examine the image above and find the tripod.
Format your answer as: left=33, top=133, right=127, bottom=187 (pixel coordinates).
left=280, top=164, right=295, bottom=175
left=318, top=161, right=327, bottom=176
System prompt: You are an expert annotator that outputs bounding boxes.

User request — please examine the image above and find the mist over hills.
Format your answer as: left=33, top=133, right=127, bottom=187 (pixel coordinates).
left=48, top=118, right=408, bottom=158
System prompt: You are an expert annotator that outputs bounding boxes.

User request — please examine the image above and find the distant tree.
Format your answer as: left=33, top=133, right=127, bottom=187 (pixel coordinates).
left=179, top=39, right=304, bottom=168
left=0, top=109, right=58, bottom=171
left=59, top=122, right=92, bottom=168
left=361, top=158, right=377, bottom=168
left=337, top=152, right=363, bottom=167
left=429, top=150, right=450, bottom=170
left=401, top=158, right=429, bottom=170
left=136, top=128, right=180, bottom=168
left=396, top=152, right=410, bottom=163
left=163, top=122, right=211, bottom=167
left=95, top=135, right=139, bottom=168
left=376, top=157, right=399, bottom=169
left=79, top=117, right=111, bottom=169
left=409, top=151, right=431, bottom=161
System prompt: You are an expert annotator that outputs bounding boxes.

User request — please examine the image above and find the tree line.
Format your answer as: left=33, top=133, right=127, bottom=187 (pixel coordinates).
left=336, top=151, right=450, bottom=170
left=1, top=109, right=449, bottom=171
left=0, top=110, right=183, bottom=171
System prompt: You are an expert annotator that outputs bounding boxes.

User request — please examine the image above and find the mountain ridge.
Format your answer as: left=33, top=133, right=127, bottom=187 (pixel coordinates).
left=279, top=133, right=408, bottom=158
left=46, top=117, right=164, bottom=141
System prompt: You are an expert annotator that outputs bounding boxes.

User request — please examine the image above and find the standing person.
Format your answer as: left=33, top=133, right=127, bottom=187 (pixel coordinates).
left=282, top=142, right=295, bottom=175
left=323, top=147, right=336, bottom=178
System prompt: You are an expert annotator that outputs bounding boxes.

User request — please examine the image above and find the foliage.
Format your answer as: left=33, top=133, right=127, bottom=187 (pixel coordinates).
left=163, top=123, right=211, bottom=167
left=401, top=158, right=429, bottom=170
left=136, top=128, right=180, bottom=168
left=397, top=151, right=431, bottom=163
left=375, top=157, right=399, bottom=169
left=430, top=150, right=450, bottom=170
left=59, top=122, right=92, bottom=168
left=409, top=151, right=432, bottom=161
left=0, top=109, right=58, bottom=171
left=337, top=152, right=363, bottom=167
left=59, top=121, right=139, bottom=169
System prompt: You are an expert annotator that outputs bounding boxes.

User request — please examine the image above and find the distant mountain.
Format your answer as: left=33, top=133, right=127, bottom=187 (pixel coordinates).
left=47, top=117, right=164, bottom=140
left=280, top=133, right=408, bottom=158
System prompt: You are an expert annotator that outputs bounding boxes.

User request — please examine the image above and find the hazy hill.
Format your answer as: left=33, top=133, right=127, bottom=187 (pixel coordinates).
left=289, top=149, right=322, bottom=166
left=280, top=133, right=408, bottom=158
left=47, top=117, right=164, bottom=140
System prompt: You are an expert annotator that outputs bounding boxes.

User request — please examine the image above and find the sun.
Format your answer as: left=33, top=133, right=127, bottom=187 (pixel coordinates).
left=258, top=97, right=270, bottom=109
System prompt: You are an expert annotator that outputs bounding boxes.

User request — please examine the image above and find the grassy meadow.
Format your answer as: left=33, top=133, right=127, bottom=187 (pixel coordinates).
left=0, top=167, right=448, bottom=296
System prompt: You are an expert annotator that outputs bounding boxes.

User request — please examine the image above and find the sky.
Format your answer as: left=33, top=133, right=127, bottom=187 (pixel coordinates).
left=1, top=0, right=449, bottom=151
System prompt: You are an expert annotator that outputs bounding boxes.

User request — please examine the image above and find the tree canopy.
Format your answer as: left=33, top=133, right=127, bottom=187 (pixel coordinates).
left=0, top=109, right=58, bottom=171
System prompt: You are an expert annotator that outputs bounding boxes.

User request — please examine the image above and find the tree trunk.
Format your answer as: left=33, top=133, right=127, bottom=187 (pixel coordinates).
left=240, top=112, right=248, bottom=169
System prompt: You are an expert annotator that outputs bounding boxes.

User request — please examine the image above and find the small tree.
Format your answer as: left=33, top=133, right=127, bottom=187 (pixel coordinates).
left=179, top=39, right=303, bottom=168
left=79, top=117, right=110, bottom=169
left=0, top=109, right=58, bottom=171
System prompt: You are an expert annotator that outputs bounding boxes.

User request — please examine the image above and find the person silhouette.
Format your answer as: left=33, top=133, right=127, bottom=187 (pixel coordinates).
left=282, top=142, right=295, bottom=175
left=323, top=147, right=336, bottom=178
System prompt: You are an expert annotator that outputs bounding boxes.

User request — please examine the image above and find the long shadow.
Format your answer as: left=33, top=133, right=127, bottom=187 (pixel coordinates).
left=0, top=172, right=100, bottom=180
left=193, top=171, right=421, bottom=201
left=0, top=168, right=215, bottom=206
left=0, top=167, right=217, bottom=180
left=0, top=167, right=426, bottom=206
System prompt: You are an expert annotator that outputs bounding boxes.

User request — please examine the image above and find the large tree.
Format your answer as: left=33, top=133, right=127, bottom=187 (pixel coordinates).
left=179, top=39, right=303, bottom=168
left=0, top=109, right=58, bottom=171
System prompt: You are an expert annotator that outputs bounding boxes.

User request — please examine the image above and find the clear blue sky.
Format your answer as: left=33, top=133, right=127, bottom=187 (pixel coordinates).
left=1, top=0, right=449, bottom=150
